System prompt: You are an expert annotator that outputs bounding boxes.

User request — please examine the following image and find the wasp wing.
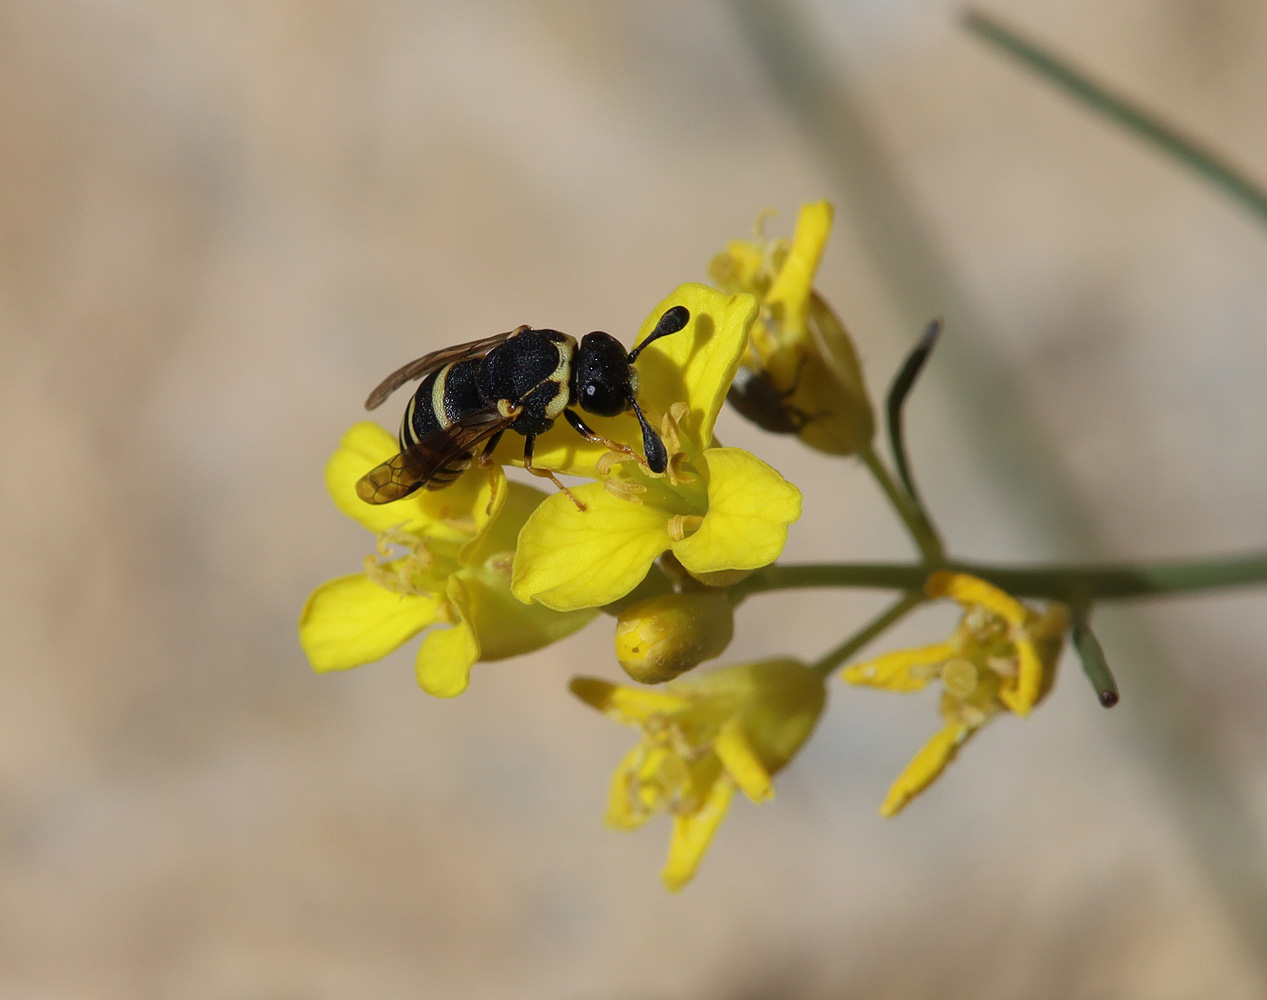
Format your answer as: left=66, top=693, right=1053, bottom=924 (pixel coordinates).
left=364, top=328, right=526, bottom=410
left=355, top=409, right=517, bottom=504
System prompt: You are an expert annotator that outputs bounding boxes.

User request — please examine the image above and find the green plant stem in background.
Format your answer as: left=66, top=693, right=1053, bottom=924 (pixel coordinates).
left=859, top=446, right=945, bottom=564
left=964, top=8, right=1267, bottom=229
left=810, top=591, right=924, bottom=678
left=738, top=551, right=1267, bottom=603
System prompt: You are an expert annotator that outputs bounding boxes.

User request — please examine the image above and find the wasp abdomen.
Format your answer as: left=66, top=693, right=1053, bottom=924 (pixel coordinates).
left=402, top=358, right=484, bottom=448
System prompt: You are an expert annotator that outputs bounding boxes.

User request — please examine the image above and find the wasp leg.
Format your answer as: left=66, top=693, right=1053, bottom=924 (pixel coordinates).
left=523, top=434, right=586, bottom=511
left=477, top=430, right=506, bottom=468
left=783, top=353, right=810, bottom=396
left=784, top=406, right=830, bottom=432
left=563, top=409, right=650, bottom=472
left=780, top=357, right=829, bottom=431
left=476, top=430, right=507, bottom=515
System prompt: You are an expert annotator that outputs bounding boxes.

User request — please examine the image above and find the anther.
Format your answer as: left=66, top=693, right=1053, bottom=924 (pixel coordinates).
left=666, top=514, right=704, bottom=541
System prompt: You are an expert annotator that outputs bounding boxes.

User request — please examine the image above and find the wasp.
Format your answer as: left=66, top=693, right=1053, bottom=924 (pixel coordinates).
left=356, top=305, right=691, bottom=506
left=726, top=355, right=821, bottom=434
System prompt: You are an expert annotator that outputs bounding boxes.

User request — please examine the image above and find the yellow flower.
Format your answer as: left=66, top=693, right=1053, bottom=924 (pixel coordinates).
left=571, top=659, right=825, bottom=890
left=299, top=423, right=596, bottom=697
left=843, top=572, right=1068, bottom=816
left=709, top=201, right=874, bottom=456
left=511, top=283, right=803, bottom=612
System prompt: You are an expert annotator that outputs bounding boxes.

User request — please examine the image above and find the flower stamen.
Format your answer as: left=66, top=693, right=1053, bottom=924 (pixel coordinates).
left=667, top=514, right=704, bottom=542
left=602, top=478, right=647, bottom=504
left=363, top=527, right=440, bottom=596
left=657, top=402, right=698, bottom=487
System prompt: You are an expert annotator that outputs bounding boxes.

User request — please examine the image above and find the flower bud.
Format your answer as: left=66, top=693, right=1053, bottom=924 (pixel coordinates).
left=614, top=591, right=735, bottom=684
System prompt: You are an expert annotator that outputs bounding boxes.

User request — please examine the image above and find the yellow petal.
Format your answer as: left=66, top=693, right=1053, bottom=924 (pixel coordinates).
left=299, top=573, right=439, bottom=672
left=671, top=447, right=802, bottom=577
left=414, top=579, right=480, bottom=697
left=998, top=638, right=1044, bottom=717
left=459, top=567, right=596, bottom=662
left=606, top=745, right=655, bottom=830
left=765, top=201, right=832, bottom=338
left=511, top=483, right=673, bottom=611
left=707, top=240, right=767, bottom=295
left=662, top=777, right=736, bottom=892
left=842, top=642, right=955, bottom=691
left=326, top=421, right=500, bottom=541
left=459, top=477, right=543, bottom=566
left=628, top=284, right=758, bottom=449
left=879, top=721, right=977, bottom=817
left=714, top=720, right=774, bottom=803
left=325, top=422, right=414, bottom=533
left=926, top=571, right=1028, bottom=626
left=569, top=676, right=691, bottom=726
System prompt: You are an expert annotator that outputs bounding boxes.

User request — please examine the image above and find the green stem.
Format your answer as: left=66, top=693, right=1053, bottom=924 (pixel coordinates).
left=810, top=591, right=924, bottom=678
left=735, top=552, right=1267, bottom=603
left=859, top=446, right=945, bottom=564
left=1071, top=613, right=1120, bottom=708
left=964, top=9, right=1267, bottom=229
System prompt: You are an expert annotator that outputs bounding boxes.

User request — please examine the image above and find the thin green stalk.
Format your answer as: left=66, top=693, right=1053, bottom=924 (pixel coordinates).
left=810, top=591, right=924, bottom=678
left=859, top=446, right=945, bottom=564
left=1071, top=614, right=1120, bottom=707
left=885, top=318, right=942, bottom=524
left=964, top=9, right=1267, bottom=228
left=736, top=552, right=1267, bottom=603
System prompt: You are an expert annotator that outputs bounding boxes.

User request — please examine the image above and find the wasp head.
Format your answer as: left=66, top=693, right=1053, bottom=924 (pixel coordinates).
left=572, top=306, right=689, bottom=475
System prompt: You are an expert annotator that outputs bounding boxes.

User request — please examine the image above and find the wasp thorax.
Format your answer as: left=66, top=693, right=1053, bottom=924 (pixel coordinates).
left=574, top=332, right=634, bottom=417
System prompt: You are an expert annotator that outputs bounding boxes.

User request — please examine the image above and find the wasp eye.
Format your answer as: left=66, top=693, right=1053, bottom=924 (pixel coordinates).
left=581, top=380, right=626, bottom=417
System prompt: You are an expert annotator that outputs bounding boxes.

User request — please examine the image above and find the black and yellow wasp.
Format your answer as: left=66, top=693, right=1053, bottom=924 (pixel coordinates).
left=356, top=305, right=690, bottom=505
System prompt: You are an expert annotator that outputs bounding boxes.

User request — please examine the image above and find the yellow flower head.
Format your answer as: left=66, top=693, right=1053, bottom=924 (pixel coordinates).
left=511, top=283, right=802, bottom=612
left=571, top=659, right=825, bottom=890
left=299, top=423, right=596, bottom=697
left=843, top=572, right=1068, bottom=816
left=709, top=201, right=874, bottom=456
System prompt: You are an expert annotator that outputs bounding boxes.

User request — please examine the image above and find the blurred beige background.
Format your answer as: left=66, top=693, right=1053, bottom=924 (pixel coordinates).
left=2, top=1, right=1267, bottom=997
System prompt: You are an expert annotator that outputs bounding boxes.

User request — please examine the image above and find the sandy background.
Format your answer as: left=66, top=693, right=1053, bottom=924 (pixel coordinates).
left=2, top=1, right=1267, bottom=997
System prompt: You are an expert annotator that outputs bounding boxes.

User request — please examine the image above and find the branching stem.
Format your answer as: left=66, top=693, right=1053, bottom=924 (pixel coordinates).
left=735, top=552, right=1267, bottom=603
left=810, top=591, right=924, bottom=678
left=859, top=446, right=945, bottom=564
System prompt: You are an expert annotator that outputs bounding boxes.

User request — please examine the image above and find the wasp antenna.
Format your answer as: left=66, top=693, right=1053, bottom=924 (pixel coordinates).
left=630, top=399, right=668, bottom=473
left=628, top=306, right=690, bottom=363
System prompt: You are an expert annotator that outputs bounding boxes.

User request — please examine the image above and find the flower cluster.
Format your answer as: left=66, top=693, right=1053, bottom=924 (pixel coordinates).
left=298, top=422, right=597, bottom=697
left=301, top=202, right=1078, bottom=889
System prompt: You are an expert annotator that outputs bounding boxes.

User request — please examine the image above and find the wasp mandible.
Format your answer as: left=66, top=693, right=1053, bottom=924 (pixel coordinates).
left=356, top=306, right=691, bottom=505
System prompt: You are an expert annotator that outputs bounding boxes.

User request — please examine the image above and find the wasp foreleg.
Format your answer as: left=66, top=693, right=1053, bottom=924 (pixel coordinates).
left=563, top=409, right=654, bottom=474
